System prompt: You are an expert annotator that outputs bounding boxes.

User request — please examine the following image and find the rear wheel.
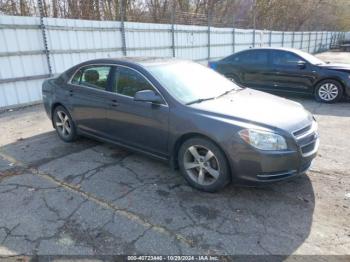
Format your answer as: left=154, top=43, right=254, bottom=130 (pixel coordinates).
left=53, top=106, right=77, bottom=142
left=178, top=137, right=230, bottom=192
left=315, top=80, right=343, bottom=103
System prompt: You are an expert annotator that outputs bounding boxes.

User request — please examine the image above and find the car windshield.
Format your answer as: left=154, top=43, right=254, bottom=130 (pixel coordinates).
left=147, top=61, right=241, bottom=104
left=295, top=50, right=325, bottom=65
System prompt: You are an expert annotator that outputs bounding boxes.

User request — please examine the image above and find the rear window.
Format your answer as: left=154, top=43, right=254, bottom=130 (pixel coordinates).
left=71, top=69, right=82, bottom=85
left=229, top=50, right=268, bottom=65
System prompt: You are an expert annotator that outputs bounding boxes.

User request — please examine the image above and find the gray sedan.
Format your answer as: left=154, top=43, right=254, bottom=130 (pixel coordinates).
left=42, top=58, right=319, bottom=192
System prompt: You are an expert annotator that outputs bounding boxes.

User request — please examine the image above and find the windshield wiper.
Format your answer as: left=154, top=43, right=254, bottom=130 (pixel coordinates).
left=186, top=97, right=216, bottom=105
left=186, top=88, right=242, bottom=105
left=216, top=88, right=240, bottom=99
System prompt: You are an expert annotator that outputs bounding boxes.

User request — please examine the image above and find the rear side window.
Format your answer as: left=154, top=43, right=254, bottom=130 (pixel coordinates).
left=71, top=66, right=112, bottom=91
left=71, top=69, right=82, bottom=85
left=231, top=50, right=268, bottom=65
left=271, top=51, right=302, bottom=66
left=113, top=67, right=155, bottom=97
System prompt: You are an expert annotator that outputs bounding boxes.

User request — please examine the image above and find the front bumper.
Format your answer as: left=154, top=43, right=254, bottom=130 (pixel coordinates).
left=227, top=123, right=319, bottom=185
left=229, top=148, right=317, bottom=185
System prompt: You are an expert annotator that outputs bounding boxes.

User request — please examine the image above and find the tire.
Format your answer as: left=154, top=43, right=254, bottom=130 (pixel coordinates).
left=314, top=79, right=343, bottom=103
left=178, top=137, right=230, bottom=192
left=52, top=105, right=78, bottom=142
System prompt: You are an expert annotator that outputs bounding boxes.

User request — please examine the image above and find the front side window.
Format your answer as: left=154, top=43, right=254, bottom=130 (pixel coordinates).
left=71, top=66, right=111, bottom=91
left=113, top=67, right=155, bottom=97
left=271, top=51, right=302, bottom=66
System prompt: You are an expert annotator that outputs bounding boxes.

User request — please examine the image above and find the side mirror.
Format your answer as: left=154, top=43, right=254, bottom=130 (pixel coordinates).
left=297, top=60, right=306, bottom=69
left=134, top=90, right=163, bottom=104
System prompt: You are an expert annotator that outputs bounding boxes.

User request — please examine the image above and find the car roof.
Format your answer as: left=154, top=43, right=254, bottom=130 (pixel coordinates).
left=218, top=47, right=308, bottom=61
left=76, top=57, right=188, bottom=68
left=236, top=47, right=304, bottom=54
left=64, top=57, right=196, bottom=79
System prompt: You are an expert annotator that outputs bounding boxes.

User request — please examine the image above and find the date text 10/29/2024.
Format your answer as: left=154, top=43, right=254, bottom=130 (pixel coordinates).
left=127, top=256, right=219, bottom=261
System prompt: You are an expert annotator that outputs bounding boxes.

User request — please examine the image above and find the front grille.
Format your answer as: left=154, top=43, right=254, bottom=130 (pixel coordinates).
left=301, top=141, right=316, bottom=154
left=300, top=160, right=312, bottom=173
left=293, top=121, right=319, bottom=157
left=293, top=124, right=312, bottom=137
left=298, top=133, right=317, bottom=146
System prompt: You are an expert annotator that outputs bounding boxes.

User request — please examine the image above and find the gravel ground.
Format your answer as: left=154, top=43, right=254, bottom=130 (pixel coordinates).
left=0, top=51, right=349, bottom=257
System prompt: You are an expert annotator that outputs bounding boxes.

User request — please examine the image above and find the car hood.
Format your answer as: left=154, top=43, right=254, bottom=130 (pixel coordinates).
left=190, top=88, right=313, bottom=133
left=318, top=63, right=350, bottom=72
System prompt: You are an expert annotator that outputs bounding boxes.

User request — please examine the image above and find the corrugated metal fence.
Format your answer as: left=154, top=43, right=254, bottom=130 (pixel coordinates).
left=0, top=15, right=346, bottom=109
left=345, top=32, right=350, bottom=40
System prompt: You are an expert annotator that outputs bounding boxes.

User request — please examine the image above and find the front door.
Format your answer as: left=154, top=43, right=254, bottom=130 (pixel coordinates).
left=105, top=66, right=169, bottom=157
left=270, top=50, right=315, bottom=93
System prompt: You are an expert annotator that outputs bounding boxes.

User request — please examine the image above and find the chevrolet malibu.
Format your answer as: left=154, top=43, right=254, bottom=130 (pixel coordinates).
left=42, top=58, right=319, bottom=192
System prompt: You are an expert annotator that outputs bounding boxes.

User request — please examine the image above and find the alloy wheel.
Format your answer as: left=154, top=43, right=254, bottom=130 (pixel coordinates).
left=183, top=145, right=220, bottom=186
left=318, top=83, right=339, bottom=101
left=55, top=111, right=72, bottom=137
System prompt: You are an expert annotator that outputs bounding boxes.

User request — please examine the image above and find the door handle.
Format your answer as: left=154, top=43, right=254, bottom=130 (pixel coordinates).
left=111, top=99, right=119, bottom=107
left=69, top=90, right=74, bottom=96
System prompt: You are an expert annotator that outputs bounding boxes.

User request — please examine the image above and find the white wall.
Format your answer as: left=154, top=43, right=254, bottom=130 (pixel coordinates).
left=0, top=15, right=344, bottom=108
left=344, top=32, right=350, bottom=40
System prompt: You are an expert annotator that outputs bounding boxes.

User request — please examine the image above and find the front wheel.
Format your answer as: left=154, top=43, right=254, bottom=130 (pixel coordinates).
left=53, top=106, right=78, bottom=142
left=315, top=80, right=343, bottom=103
left=178, top=137, right=230, bottom=192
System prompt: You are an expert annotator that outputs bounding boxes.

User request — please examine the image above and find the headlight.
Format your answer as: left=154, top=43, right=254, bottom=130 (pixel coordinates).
left=239, top=129, right=287, bottom=151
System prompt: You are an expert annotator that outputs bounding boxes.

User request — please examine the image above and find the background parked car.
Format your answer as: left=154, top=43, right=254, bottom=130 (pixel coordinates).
left=208, top=48, right=350, bottom=103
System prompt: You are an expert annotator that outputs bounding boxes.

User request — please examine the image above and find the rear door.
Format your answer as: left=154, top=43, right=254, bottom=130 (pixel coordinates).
left=219, top=50, right=273, bottom=88
left=270, top=50, right=315, bottom=93
left=214, top=54, right=242, bottom=83
left=105, top=66, right=169, bottom=157
left=67, top=65, right=112, bottom=137
left=239, top=50, right=272, bottom=88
